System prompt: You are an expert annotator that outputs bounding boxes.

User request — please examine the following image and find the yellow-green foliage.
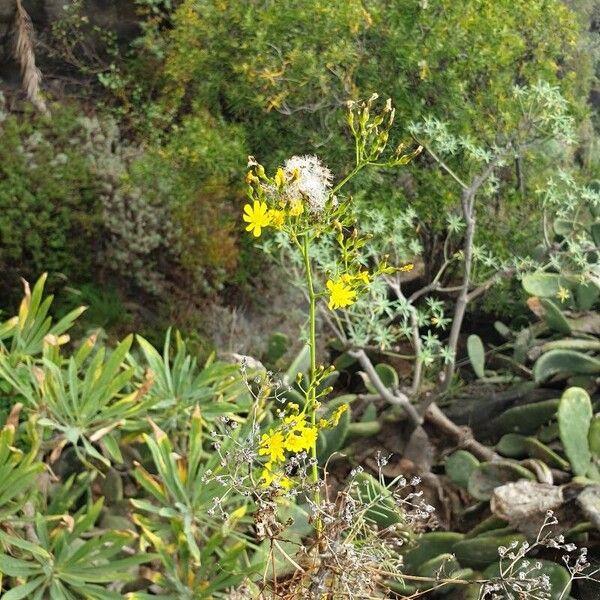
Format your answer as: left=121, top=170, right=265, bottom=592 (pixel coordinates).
left=140, top=0, right=591, bottom=287
left=159, top=0, right=586, bottom=147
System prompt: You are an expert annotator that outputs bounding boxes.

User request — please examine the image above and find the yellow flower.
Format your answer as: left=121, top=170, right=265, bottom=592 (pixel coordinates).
left=284, top=424, right=318, bottom=453
left=275, top=167, right=286, bottom=187
left=282, top=415, right=318, bottom=453
left=260, top=462, right=275, bottom=487
left=258, top=430, right=286, bottom=463
left=330, top=404, right=348, bottom=426
left=245, top=171, right=259, bottom=184
left=399, top=263, right=414, bottom=272
left=326, top=278, right=357, bottom=310
left=355, top=271, right=370, bottom=285
left=243, top=200, right=271, bottom=237
left=268, top=209, right=285, bottom=229
left=260, top=462, right=292, bottom=489
left=557, top=286, right=570, bottom=303
left=288, top=199, right=304, bottom=217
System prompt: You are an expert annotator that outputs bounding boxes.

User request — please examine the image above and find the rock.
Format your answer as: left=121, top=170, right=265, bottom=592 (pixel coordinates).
left=491, top=480, right=564, bottom=522
left=490, top=480, right=566, bottom=538
left=577, top=485, right=600, bottom=530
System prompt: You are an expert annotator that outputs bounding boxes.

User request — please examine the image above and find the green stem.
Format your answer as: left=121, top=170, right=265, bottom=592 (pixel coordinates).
left=301, top=235, right=321, bottom=525
left=331, top=163, right=364, bottom=196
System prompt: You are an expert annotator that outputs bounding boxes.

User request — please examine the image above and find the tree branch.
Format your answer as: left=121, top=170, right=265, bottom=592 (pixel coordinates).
left=349, top=348, right=423, bottom=426
left=424, top=403, right=500, bottom=462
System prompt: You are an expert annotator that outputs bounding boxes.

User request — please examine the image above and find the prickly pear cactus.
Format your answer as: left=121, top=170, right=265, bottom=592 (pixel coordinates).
left=317, top=395, right=353, bottom=461
left=539, top=298, right=571, bottom=334
left=496, top=433, right=528, bottom=458
left=557, top=387, right=593, bottom=476
left=468, top=461, right=535, bottom=501
left=402, top=531, right=464, bottom=572
left=365, top=363, right=398, bottom=393
left=534, top=350, right=600, bottom=382
left=483, top=558, right=571, bottom=600
left=453, top=533, right=527, bottom=569
left=446, top=450, right=480, bottom=488
left=589, top=414, right=600, bottom=459
left=522, top=273, right=571, bottom=298
left=467, top=334, right=485, bottom=378
left=265, top=332, right=289, bottom=365
left=491, top=399, right=559, bottom=435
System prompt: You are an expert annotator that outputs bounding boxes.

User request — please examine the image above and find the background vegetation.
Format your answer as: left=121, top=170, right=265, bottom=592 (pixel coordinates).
left=0, top=0, right=599, bottom=598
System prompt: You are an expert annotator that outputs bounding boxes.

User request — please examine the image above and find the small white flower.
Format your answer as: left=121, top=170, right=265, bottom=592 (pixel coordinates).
left=283, top=155, right=333, bottom=213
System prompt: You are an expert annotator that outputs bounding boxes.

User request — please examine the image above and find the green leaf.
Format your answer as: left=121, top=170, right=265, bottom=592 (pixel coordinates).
left=445, top=450, right=479, bottom=488
left=467, top=334, right=485, bottom=378
left=1, top=576, right=45, bottom=600
left=0, top=554, right=41, bottom=577
left=558, top=387, right=593, bottom=476
left=534, top=350, right=600, bottom=382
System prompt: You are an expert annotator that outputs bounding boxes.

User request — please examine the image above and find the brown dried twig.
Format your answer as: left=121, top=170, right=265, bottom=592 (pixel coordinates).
left=13, top=0, right=48, bottom=114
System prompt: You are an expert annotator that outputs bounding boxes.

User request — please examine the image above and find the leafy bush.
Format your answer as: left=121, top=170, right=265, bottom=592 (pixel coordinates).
left=146, top=0, right=590, bottom=263
left=0, top=99, right=100, bottom=298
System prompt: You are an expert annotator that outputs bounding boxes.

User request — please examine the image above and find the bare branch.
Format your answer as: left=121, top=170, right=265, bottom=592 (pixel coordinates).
left=386, top=277, right=424, bottom=395
left=466, top=268, right=516, bottom=303
left=416, top=140, right=469, bottom=190
left=349, top=348, right=423, bottom=426
left=424, top=403, right=500, bottom=462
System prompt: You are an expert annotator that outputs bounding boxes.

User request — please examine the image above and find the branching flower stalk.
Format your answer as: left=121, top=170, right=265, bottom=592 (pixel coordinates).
left=242, top=95, right=422, bottom=535
left=300, top=233, right=320, bottom=506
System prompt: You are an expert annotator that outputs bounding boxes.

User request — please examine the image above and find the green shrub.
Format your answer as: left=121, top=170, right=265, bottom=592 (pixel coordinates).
left=0, top=102, right=100, bottom=298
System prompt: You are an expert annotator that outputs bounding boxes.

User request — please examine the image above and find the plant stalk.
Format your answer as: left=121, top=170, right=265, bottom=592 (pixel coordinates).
left=301, top=235, right=322, bottom=526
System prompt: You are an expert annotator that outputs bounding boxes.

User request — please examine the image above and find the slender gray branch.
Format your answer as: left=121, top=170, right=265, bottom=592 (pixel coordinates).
left=424, top=403, right=500, bottom=462
left=417, top=141, right=469, bottom=190
left=435, top=153, right=505, bottom=391
left=349, top=348, right=423, bottom=426
left=386, top=277, right=424, bottom=396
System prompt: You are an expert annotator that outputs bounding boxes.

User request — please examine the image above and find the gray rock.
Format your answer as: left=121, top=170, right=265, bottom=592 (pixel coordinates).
left=577, top=485, right=600, bottom=530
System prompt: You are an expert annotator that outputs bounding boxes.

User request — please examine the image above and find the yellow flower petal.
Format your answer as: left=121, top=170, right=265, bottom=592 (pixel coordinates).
left=326, top=278, right=357, bottom=310
left=242, top=200, right=271, bottom=237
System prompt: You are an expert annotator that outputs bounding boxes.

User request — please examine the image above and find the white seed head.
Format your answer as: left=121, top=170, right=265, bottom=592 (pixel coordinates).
left=283, top=155, right=333, bottom=213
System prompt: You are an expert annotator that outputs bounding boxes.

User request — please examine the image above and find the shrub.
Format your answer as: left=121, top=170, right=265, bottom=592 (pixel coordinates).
left=0, top=98, right=100, bottom=298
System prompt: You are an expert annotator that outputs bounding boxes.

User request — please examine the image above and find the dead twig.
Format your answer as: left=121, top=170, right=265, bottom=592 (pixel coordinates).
left=13, top=0, right=48, bottom=114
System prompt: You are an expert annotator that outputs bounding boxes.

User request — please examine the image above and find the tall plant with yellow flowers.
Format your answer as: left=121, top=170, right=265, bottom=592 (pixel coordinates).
left=242, top=95, right=421, bottom=510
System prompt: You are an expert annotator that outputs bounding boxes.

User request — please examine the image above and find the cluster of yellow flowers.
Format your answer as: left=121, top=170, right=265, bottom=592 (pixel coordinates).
left=258, top=403, right=347, bottom=488
left=242, top=195, right=375, bottom=312
left=325, top=272, right=370, bottom=310
left=242, top=199, right=302, bottom=238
